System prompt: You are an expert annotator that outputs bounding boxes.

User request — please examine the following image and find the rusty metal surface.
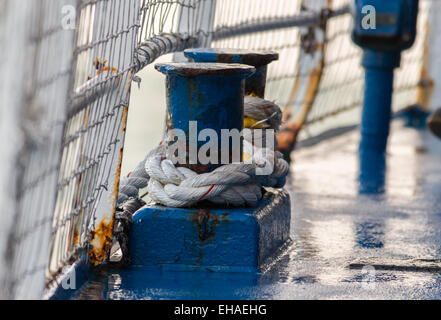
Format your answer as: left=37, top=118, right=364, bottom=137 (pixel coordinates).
left=276, top=0, right=329, bottom=159
left=155, top=62, right=255, bottom=77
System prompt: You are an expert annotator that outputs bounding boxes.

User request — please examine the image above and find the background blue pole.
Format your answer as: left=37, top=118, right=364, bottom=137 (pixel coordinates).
left=351, top=0, right=419, bottom=193
left=358, top=50, right=401, bottom=192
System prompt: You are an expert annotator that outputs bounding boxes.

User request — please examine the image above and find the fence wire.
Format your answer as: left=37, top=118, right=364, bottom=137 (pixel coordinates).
left=133, top=0, right=214, bottom=71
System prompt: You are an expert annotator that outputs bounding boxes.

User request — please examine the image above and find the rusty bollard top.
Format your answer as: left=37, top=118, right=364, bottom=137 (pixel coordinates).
left=155, top=62, right=255, bottom=173
left=184, top=48, right=278, bottom=98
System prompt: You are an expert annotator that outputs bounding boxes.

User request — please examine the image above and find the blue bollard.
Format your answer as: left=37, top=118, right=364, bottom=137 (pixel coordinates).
left=155, top=62, right=254, bottom=172
left=130, top=62, right=292, bottom=272
left=183, top=48, right=278, bottom=98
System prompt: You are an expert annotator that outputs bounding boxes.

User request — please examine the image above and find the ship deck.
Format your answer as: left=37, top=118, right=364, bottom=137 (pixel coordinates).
left=73, top=119, right=441, bottom=300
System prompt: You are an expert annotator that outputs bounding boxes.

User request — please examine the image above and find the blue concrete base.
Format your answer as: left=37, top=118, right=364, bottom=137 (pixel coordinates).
left=130, top=188, right=291, bottom=272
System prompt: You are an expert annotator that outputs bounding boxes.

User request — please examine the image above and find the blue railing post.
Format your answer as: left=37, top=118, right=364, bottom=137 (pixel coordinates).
left=183, top=48, right=278, bottom=98
left=352, top=0, right=419, bottom=192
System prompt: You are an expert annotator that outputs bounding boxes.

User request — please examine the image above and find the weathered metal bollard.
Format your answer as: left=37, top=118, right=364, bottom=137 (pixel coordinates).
left=184, top=48, right=278, bottom=98
left=129, top=62, right=291, bottom=272
left=155, top=62, right=255, bottom=172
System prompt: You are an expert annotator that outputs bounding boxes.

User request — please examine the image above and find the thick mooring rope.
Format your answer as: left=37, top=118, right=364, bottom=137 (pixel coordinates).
left=117, top=97, right=288, bottom=208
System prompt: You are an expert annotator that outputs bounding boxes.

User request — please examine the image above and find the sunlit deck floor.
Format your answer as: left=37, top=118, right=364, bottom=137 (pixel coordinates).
left=74, top=119, right=441, bottom=300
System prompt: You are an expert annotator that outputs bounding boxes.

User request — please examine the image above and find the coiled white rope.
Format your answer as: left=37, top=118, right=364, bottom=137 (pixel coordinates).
left=117, top=96, right=288, bottom=208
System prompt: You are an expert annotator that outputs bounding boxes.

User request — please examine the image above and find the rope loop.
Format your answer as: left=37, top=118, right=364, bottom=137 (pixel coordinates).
left=117, top=97, right=289, bottom=207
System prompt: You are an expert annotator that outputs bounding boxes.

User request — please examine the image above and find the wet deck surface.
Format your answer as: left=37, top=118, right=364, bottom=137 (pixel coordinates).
left=75, top=119, right=441, bottom=299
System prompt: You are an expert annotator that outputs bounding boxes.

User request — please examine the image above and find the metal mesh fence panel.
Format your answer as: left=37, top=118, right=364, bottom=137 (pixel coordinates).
left=0, top=0, right=213, bottom=299
left=208, top=0, right=358, bottom=140
left=0, top=0, right=77, bottom=299
left=302, top=0, right=363, bottom=139
left=303, top=0, right=433, bottom=139
left=134, top=0, right=216, bottom=71
left=211, top=0, right=306, bottom=109
left=0, top=0, right=437, bottom=299
left=425, top=0, right=441, bottom=111
left=47, top=0, right=141, bottom=291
